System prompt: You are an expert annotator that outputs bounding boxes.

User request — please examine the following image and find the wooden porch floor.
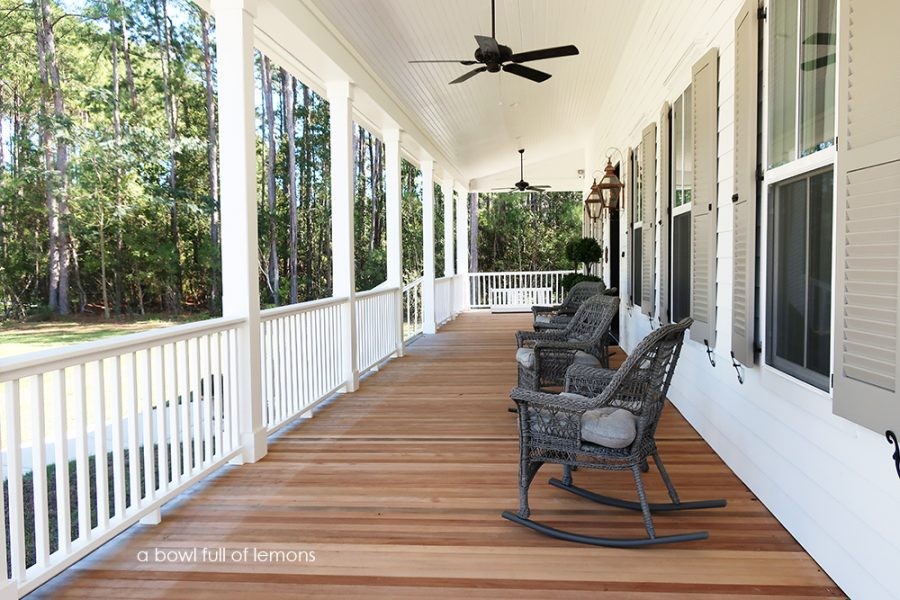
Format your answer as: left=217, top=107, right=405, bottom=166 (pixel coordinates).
left=32, top=312, right=843, bottom=598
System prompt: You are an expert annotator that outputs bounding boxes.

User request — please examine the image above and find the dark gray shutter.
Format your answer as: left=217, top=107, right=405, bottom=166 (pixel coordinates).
left=690, top=48, right=719, bottom=346
left=641, top=123, right=657, bottom=316
left=626, top=146, right=635, bottom=305
left=731, top=0, right=759, bottom=366
left=658, top=102, right=671, bottom=324
left=832, top=0, right=900, bottom=434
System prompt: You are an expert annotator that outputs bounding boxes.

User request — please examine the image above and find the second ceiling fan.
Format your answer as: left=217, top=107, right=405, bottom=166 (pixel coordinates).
left=493, top=149, right=550, bottom=193
left=409, top=0, right=579, bottom=84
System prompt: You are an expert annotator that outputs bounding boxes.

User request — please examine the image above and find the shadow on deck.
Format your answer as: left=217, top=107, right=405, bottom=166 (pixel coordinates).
left=30, top=312, right=842, bottom=599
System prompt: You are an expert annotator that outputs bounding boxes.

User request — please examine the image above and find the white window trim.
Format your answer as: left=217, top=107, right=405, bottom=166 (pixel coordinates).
left=765, top=145, right=835, bottom=185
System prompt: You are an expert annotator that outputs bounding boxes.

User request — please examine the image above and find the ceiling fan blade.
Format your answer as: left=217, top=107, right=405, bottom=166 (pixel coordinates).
left=409, top=59, right=479, bottom=65
left=528, top=185, right=551, bottom=190
left=491, top=187, right=515, bottom=191
left=449, top=66, right=488, bottom=84
left=510, top=45, right=580, bottom=64
left=503, top=63, right=551, bottom=83
left=475, top=35, right=500, bottom=56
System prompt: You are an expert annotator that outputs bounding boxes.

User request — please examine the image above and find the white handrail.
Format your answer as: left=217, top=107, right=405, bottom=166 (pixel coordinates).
left=0, top=317, right=245, bottom=382
left=259, top=295, right=348, bottom=321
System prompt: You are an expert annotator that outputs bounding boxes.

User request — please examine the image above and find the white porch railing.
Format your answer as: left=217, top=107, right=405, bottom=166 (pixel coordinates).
left=356, top=287, right=401, bottom=373
left=259, top=297, right=346, bottom=433
left=0, top=317, right=244, bottom=595
left=435, top=276, right=454, bottom=325
left=402, top=277, right=424, bottom=341
left=468, top=270, right=574, bottom=310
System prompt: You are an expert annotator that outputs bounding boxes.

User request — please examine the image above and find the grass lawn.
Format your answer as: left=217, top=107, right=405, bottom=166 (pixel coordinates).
left=0, top=314, right=211, bottom=359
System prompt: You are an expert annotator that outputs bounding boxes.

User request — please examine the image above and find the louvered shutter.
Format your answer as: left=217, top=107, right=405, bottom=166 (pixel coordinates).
left=731, top=0, right=759, bottom=366
left=832, top=0, right=900, bottom=434
left=641, top=123, right=657, bottom=316
left=658, top=103, right=671, bottom=324
left=690, top=48, right=719, bottom=346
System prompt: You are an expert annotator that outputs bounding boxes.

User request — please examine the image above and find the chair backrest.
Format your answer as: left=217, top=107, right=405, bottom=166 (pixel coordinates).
left=596, top=318, right=692, bottom=453
left=563, top=295, right=619, bottom=355
left=560, top=281, right=606, bottom=311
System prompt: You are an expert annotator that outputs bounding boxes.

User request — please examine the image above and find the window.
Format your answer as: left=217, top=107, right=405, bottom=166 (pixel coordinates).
left=764, top=0, right=836, bottom=389
left=766, top=169, right=833, bottom=390
left=631, top=144, right=643, bottom=305
left=767, top=0, right=837, bottom=168
left=670, top=86, right=692, bottom=323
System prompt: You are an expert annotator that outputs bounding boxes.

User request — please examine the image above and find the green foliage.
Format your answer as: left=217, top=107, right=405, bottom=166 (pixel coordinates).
left=561, top=273, right=603, bottom=294
left=476, top=191, right=582, bottom=272
left=565, top=237, right=603, bottom=273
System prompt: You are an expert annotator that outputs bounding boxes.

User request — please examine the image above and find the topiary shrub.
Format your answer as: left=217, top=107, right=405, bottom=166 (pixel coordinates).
left=561, top=273, right=603, bottom=294
left=565, top=237, right=603, bottom=275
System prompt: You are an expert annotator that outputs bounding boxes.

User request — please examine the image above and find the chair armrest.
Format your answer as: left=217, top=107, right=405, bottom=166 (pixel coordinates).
left=532, top=304, right=562, bottom=318
left=534, top=319, right=568, bottom=331
left=510, top=387, right=596, bottom=413
left=516, top=329, right=568, bottom=348
left=565, top=364, right=617, bottom=397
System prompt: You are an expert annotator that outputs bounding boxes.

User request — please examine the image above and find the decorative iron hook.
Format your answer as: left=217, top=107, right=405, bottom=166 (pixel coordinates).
left=886, top=430, right=900, bottom=481
left=703, top=339, right=716, bottom=367
left=729, top=351, right=744, bottom=384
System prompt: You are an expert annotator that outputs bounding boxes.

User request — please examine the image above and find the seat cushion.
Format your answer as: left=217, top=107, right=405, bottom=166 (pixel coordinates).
left=534, top=315, right=553, bottom=324
left=516, top=348, right=599, bottom=369
left=581, top=407, right=638, bottom=448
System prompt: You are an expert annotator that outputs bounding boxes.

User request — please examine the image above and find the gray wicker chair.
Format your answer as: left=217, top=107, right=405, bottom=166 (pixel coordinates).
left=532, top=281, right=605, bottom=331
left=502, top=318, right=727, bottom=547
left=516, top=295, right=619, bottom=391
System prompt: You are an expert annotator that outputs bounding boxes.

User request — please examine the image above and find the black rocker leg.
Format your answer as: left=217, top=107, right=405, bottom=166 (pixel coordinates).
left=562, top=464, right=573, bottom=486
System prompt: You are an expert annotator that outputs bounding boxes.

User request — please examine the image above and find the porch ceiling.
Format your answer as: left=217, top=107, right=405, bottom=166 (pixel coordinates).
left=306, top=0, right=644, bottom=188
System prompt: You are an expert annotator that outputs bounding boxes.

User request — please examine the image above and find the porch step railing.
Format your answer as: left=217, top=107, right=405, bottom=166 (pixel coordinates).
left=468, top=270, right=574, bottom=310
left=0, top=317, right=244, bottom=596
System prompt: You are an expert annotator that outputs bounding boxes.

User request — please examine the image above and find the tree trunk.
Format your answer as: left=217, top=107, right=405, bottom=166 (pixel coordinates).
left=117, top=0, right=136, bottom=110
left=69, top=237, right=87, bottom=313
left=155, top=0, right=181, bottom=311
left=469, top=192, right=479, bottom=273
left=38, top=0, right=71, bottom=314
left=99, top=216, right=110, bottom=318
left=261, top=56, right=278, bottom=305
left=282, top=69, right=298, bottom=304
left=302, top=83, right=312, bottom=299
left=201, top=9, right=219, bottom=313
left=110, top=8, right=124, bottom=313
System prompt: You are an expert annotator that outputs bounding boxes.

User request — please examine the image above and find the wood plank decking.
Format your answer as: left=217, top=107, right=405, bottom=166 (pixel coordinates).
left=31, top=312, right=844, bottom=598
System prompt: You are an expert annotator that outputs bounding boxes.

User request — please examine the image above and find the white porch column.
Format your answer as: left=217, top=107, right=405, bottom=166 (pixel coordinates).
left=328, top=81, right=358, bottom=392
left=441, top=177, right=455, bottom=278
left=213, top=0, right=266, bottom=464
left=421, top=158, right=436, bottom=334
left=455, top=185, right=470, bottom=311
left=384, top=127, right=404, bottom=356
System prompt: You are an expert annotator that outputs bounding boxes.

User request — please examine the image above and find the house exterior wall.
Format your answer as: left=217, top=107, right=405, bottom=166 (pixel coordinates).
left=587, top=1, right=900, bottom=598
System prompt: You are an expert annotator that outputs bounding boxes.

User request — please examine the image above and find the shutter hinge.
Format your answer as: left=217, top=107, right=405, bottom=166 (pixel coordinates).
left=757, top=6, right=767, bottom=20
left=831, top=373, right=834, bottom=388
left=732, top=193, right=739, bottom=203
left=756, top=165, right=764, bottom=183
left=834, top=136, right=839, bottom=151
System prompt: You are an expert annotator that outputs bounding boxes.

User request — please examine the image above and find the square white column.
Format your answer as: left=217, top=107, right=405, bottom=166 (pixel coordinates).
left=455, top=186, right=470, bottom=311
left=421, top=159, right=436, bottom=334
left=213, top=0, right=266, bottom=463
left=441, top=177, right=455, bottom=278
left=328, top=81, right=359, bottom=392
left=384, top=127, right=404, bottom=356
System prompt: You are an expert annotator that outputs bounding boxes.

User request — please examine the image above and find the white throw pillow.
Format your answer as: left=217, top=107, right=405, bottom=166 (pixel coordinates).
left=516, top=347, right=535, bottom=368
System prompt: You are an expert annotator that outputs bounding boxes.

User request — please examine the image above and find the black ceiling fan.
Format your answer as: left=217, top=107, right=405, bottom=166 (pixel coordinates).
left=409, top=0, right=579, bottom=84
left=493, top=149, right=551, bottom=192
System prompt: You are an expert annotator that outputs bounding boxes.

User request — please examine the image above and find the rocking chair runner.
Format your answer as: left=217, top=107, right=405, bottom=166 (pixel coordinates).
left=502, top=318, right=727, bottom=547
left=516, top=295, right=619, bottom=391
left=532, top=281, right=605, bottom=331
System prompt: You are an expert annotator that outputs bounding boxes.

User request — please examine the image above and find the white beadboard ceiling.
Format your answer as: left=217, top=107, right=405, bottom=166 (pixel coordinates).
left=307, top=0, right=644, bottom=187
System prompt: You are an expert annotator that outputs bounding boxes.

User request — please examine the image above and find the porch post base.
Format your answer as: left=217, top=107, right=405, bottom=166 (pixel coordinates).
left=233, top=425, right=268, bottom=464
left=140, top=508, right=162, bottom=526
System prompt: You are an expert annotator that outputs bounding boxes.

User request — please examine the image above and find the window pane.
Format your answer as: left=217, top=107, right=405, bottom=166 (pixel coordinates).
left=774, top=178, right=808, bottom=367
left=672, top=212, right=691, bottom=322
left=768, top=0, right=799, bottom=168
left=799, top=0, right=837, bottom=157
left=682, top=86, right=693, bottom=206
left=633, top=227, right=643, bottom=305
left=806, top=170, right=833, bottom=376
left=673, top=95, right=684, bottom=206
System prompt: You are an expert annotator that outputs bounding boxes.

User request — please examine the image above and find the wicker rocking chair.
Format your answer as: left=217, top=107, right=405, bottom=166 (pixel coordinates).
left=502, top=318, right=727, bottom=547
left=532, top=281, right=605, bottom=331
left=516, top=295, right=619, bottom=391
